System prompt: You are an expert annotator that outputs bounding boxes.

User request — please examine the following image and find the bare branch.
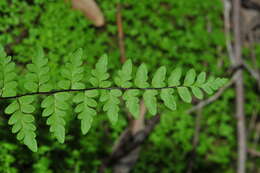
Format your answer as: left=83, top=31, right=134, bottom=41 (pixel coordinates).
left=232, top=0, right=247, bottom=172
left=243, top=62, right=260, bottom=89
left=247, top=148, right=260, bottom=157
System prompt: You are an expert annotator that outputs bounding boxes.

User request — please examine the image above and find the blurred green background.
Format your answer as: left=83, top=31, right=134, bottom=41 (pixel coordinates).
left=0, top=0, right=259, bottom=172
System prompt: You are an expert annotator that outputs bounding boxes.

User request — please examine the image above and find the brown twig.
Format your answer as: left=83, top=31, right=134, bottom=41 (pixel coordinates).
left=116, top=3, right=126, bottom=63
left=243, top=62, right=260, bottom=90
left=247, top=148, right=260, bottom=157
left=98, top=114, right=160, bottom=173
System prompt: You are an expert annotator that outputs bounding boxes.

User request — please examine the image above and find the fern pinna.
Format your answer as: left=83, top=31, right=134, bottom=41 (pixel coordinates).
left=0, top=46, right=228, bottom=152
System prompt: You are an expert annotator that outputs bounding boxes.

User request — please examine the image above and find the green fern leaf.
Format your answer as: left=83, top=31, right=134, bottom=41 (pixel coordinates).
left=41, top=93, right=70, bottom=143
left=114, top=59, right=132, bottom=88
left=123, top=90, right=140, bottom=118
left=191, top=86, right=204, bottom=99
left=209, top=77, right=228, bottom=90
left=143, top=90, right=158, bottom=115
left=134, top=63, right=149, bottom=88
left=184, top=69, right=196, bottom=86
left=168, top=67, right=182, bottom=86
left=177, top=87, right=192, bottom=103
left=152, top=66, right=166, bottom=88
left=200, top=76, right=215, bottom=94
left=24, top=47, right=51, bottom=92
left=5, top=96, right=38, bottom=152
left=5, top=100, right=19, bottom=114
left=90, top=54, right=111, bottom=87
left=0, top=48, right=17, bottom=97
left=102, top=90, right=122, bottom=124
left=195, top=72, right=206, bottom=86
left=73, top=90, right=98, bottom=134
left=160, top=88, right=176, bottom=111
left=58, top=48, right=85, bottom=89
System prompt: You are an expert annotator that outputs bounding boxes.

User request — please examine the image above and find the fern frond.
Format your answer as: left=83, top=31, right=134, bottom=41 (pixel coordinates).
left=41, top=93, right=70, bottom=143
left=90, top=54, right=111, bottom=87
left=0, top=46, right=17, bottom=97
left=73, top=90, right=98, bottom=134
left=24, top=47, right=51, bottom=92
left=58, top=48, right=85, bottom=89
left=101, top=90, right=122, bottom=124
left=0, top=47, right=229, bottom=152
left=5, top=96, right=37, bottom=152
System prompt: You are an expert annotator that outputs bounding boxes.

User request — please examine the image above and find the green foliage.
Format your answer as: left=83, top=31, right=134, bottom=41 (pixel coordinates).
left=0, top=47, right=17, bottom=97
left=0, top=46, right=227, bottom=152
left=58, top=48, right=85, bottom=89
left=134, top=64, right=149, bottom=88
left=101, top=90, right=122, bottom=124
left=5, top=96, right=37, bottom=152
left=73, top=90, right=98, bottom=134
left=24, top=47, right=51, bottom=92
left=0, top=0, right=255, bottom=172
left=0, top=142, right=18, bottom=173
left=115, top=59, right=133, bottom=88
left=143, top=90, right=158, bottom=115
left=123, top=90, right=140, bottom=118
left=41, top=93, right=70, bottom=144
left=90, top=54, right=111, bottom=87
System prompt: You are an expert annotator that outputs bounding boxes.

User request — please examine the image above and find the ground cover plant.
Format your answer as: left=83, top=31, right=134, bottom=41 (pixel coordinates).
left=0, top=0, right=259, bottom=173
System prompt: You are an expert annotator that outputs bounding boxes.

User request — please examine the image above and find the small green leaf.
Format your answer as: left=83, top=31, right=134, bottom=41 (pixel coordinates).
left=58, top=80, right=71, bottom=89
left=42, top=106, right=54, bottom=117
left=53, top=125, right=65, bottom=143
left=115, top=59, right=132, bottom=87
left=41, top=96, right=54, bottom=108
left=19, top=96, right=34, bottom=104
left=160, top=89, right=176, bottom=110
left=5, top=100, right=19, bottom=114
left=8, top=111, right=20, bottom=125
left=135, top=63, right=149, bottom=88
left=80, top=112, right=93, bottom=135
left=20, top=105, right=35, bottom=113
left=152, top=66, right=166, bottom=88
left=90, top=54, right=110, bottom=87
left=196, top=72, right=206, bottom=85
left=123, top=90, right=140, bottom=118
left=191, top=86, right=203, bottom=99
left=143, top=90, right=158, bottom=115
left=55, top=92, right=70, bottom=101
left=201, top=84, right=213, bottom=95
left=96, top=54, right=108, bottom=76
left=102, top=90, right=122, bottom=124
left=24, top=136, right=38, bottom=152
left=184, top=69, right=196, bottom=86
left=177, top=87, right=192, bottom=103
left=168, top=67, right=182, bottom=86
left=122, top=59, right=132, bottom=77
